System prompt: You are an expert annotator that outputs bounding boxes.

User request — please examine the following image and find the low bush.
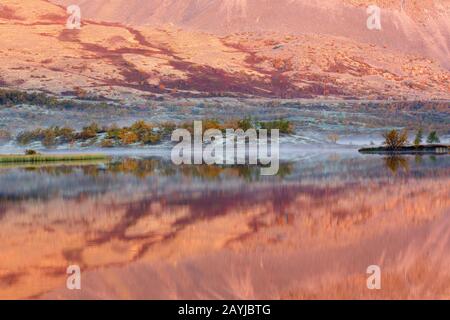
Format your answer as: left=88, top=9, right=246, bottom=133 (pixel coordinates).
left=100, top=139, right=115, bottom=148
left=0, top=89, right=114, bottom=110
left=0, top=129, right=11, bottom=140
left=141, top=132, right=161, bottom=144
left=0, top=89, right=58, bottom=107
left=78, top=122, right=101, bottom=140
left=258, top=119, right=293, bottom=134
left=16, top=129, right=44, bottom=145
left=16, top=126, right=76, bottom=146
left=25, top=149, right=38, bottom=155
left=54, top=126, right=75, bottom=143
left=237, top=117, right=254, bottom=131
left=202, top=119, right=223, bottom=132
left=42, top=128, right=56, bottom=147
left=119, top=130, right=139, bottom=145
left=160, top=122, right=176, bottom=135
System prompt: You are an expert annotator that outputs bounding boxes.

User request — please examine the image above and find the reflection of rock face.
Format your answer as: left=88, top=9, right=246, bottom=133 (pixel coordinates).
left=0, top=157, right=449, bottom=299
left=43, top=215, right=450, bottom=299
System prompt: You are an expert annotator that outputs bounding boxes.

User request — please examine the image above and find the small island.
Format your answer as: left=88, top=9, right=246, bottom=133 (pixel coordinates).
left=359, top=129, right=449, bottom=155
left=359, top=145, right=449, bottom=155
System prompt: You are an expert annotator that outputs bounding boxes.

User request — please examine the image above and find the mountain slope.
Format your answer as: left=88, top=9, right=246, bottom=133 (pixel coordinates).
left=51, top=0, right=450, bottom=69
left=0, top=0, right=449, bottom=101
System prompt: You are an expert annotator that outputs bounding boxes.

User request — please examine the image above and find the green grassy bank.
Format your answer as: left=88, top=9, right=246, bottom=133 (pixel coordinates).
left=0, top=154, right=109, bottom=163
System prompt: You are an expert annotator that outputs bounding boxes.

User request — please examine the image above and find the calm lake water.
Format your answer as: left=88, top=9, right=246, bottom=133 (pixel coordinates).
left=0, top=151, right=449, bottom=299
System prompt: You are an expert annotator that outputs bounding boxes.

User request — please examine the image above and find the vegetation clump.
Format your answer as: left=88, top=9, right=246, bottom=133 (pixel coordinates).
left=413, top=128, right=423, bottom=146
left=237, top=117, right=254, bottom=131
left=13, top=117, right=294, bottom=148
left=54, top=127, right=75, bottom=143
left=109, top=120, right=162, bottom=146
left=257, top=119, right=294, bottom=134
left=100, top=139, right=114, bottom=148
left=0, top=129, right=11, bottom=141
left=17, top=128, right=45, bottom=145
left=17, top=126, right=77, bottom=146
left=78, top=122, right=102, bottom=140
left=427, top=131, right=440, bottom=144
left=177, top=117, right=293, bottom=135
left=42, top=128, right=57, bottom=147
left=382, top=129, right=409, bottom=149
left=359, top=129, right=446, bottom=155
left=413, top=129, right=441, bottom=146
left=0, top=89, right=113, bottom=110
left=25, top=149, right=38, bottom=155
left=0, top=89, right=58, bottom=107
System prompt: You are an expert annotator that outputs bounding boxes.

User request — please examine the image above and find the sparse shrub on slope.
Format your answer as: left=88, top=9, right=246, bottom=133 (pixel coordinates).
left=17, top=126, right=76, bottom=146
left=160, top=122, right=176, bottom=135
left=0, top=89, right=58, bottom=107
left=237, top=117, right=254, bottom=131
left=78, top=122, right=101, bottom=140
left=54, top=126, right=76, bottom=143
left=0, top=129, right=11, bottom=141
left=100, top=139, right=115, bottom=148
left=258, top=119, right=293, bottom=134
left=0, top=89, right=115, bottom=110
left=16, top=128, right=44, bottom=145
left=203, top=119, right=224, bottom=132
left=119, top=130, right=139, bottom=145
left=42, top=128, right=56, bottom=147
left=25, top=149, right=38, bottom=155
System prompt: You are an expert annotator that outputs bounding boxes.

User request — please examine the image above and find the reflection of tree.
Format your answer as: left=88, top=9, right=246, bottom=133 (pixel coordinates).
left=276, top=163, right=293, bottom=178
left=414, top=155, right=423, bottom=164
left=384, top=156, right=409, bottom=174
left=106, top=159, right=294, bottom=181
left=3, top=158, right=295, bottom=181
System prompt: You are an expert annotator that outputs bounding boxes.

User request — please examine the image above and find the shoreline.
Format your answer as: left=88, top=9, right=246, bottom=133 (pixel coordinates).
left=359, top=145, right=449, bottom=155
left=0, top=154, right=110, bottom=164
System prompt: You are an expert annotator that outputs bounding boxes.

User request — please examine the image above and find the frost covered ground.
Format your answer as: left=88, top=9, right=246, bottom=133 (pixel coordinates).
left=0, top=98, right=449, bottom=154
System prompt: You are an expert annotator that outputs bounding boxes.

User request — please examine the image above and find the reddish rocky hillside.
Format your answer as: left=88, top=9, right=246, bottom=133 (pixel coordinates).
left=0, top=0, right=449, bottom=101
left=52, top=0, right=450, bottom=69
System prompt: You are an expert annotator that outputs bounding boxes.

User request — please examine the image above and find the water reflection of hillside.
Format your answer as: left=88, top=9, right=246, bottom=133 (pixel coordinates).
left=0, top=152, right=449, bottom=299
